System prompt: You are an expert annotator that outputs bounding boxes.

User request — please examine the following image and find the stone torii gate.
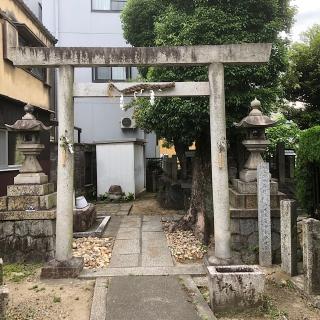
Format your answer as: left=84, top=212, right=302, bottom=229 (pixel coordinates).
left=5, top=31, right=271, bottom=272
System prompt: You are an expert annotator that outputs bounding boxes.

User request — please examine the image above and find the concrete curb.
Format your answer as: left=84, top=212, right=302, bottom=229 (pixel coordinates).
left=80, top=265, right=206, bottom=279
left=179, top=275, right=217, bottom=320
left=74, top=216, right=111, bottom=238
left=90, top=278, right=108, bottom=320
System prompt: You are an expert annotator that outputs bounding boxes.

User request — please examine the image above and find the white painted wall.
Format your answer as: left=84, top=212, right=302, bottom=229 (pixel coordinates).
left=96, top=142, right=145, bottom=196
left=134, top=144, right=145, bottom=194
left=42, top=0, right=159, bottom=158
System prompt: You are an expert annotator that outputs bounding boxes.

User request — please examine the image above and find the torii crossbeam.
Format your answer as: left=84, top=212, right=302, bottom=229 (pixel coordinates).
left=4, top=22, right=272, bottom=272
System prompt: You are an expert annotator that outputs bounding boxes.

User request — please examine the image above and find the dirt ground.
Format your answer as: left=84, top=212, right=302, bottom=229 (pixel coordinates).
left=4, top=265, right=94, bottom=320
left=131, top=192, right=185, bottom=216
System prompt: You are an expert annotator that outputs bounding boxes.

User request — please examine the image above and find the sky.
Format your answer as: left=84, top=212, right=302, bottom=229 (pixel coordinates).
left=291, top=0, right=320, bottom=42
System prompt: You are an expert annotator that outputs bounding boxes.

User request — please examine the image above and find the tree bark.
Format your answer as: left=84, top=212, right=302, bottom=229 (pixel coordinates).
left=170, top=129, right=213, bottom=244
left=173, top=140, right=188, bottom=179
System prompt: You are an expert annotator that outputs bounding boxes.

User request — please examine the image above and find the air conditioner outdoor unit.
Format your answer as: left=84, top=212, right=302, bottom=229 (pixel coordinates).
left=121, top=117, right=136, bottom=129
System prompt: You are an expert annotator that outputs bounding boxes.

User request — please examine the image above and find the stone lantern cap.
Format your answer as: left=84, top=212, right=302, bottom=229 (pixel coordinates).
left=235, top=98, right=276, bottom=128
left=5, top=104, right=52, bottom=132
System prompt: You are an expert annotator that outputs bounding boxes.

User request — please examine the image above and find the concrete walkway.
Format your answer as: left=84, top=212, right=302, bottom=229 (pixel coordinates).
left=88, top=214, right=208, bottom=320
left=105, top=276, right=202, bottom=320
left=109, top=216, right=174, bottom=268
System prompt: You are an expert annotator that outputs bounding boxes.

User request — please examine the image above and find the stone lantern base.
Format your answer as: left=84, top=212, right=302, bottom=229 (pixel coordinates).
left=1, top=183, right=56, bottom=211
left=228, top=178, right=286, bottom=264
left=14, top=172, right=49, bottom=185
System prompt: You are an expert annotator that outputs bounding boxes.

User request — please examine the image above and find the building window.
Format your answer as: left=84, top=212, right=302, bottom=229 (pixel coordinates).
left=92, top=0, right=127, bottom=11
left=93, top=67, right=132, bottom=82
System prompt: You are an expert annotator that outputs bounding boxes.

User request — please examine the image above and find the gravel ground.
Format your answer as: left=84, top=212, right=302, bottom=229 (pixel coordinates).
left=5, top=268, right=94, bottom=320
left=73, top=237, right=114, bottom=269
left=162, top=221, right=207, bottom=263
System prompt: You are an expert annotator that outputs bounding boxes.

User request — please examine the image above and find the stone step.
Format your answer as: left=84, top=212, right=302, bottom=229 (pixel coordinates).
left=7, top=183, right=54, bottom=196
left=7, top=193, right=56, bottom=211
left=229, top=188, right=286, bottom=209
left=232, top=178, right=278, bottom=194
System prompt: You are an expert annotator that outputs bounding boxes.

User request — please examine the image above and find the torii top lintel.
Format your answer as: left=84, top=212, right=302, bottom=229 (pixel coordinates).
left=8, top=43, right=272, bottom=68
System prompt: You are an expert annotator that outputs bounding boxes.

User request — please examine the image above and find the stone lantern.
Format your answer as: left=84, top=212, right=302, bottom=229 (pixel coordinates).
left=235, top=98, right=276, bottom=182
left=5, top=104, right=52, bottom=185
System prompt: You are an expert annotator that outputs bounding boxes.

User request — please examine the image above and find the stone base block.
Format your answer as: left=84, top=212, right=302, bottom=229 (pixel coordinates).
left=14, top=172, right=48, bottom=185
left=232, top=179, right=278, bottom=195
left=7, top=183, right=54, bottom=196
left=7, top=192, right=56, bottom=211
left=0, top=285, right=9, bottom=319
left=73, top=203, right=96, bottom=232
left=207, top=265, right=265, bottom=310
left=0, top=197, right=7, bottom=212
left=39, top=193, right=57, bottom=210
left=41, top=257, right=84, bottom=279
left=229, top=188, right=285, bottom=209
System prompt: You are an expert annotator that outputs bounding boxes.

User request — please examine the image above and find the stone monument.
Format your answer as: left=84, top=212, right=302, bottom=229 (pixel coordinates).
left=229, top=98, right=285, bottom=264
left=4, top=104, right=56, bottom=211
left=0, top=105, right=57, bottom=262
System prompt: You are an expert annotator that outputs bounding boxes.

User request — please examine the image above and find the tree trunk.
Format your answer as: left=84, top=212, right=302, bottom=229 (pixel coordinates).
left=173, top=140, right=188, bottom=179
left=170, top=129, right=213, bottom=244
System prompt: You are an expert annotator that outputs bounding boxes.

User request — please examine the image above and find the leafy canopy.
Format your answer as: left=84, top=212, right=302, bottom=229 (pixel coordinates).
left=266, top=114, right=300, bottom=154
left=295, top=126, right=320, bottom=214
left=283, top=24, right=320, bottom=129
left=121, top=0, right=294, bottom=146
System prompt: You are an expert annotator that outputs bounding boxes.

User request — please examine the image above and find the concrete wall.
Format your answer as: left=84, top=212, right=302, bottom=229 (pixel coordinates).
left=134, top=144, right=145, bottom=194
left=74, top=97, right=145, bottom=143
left=23, top=0, right=42, bottom=20
left=42, top=0, right=158, bottom=158
left=96, top=142, right=146, bottom=196
left=0, top=0, right=54, bottom=109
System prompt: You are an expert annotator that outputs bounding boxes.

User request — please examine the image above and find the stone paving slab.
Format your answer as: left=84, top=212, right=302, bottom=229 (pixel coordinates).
left=142, top=220, right=162, bottom=227
left=142, top=231, right=167, bottom=242
left=142, top=247, right=173, bottom=267
left=143, top=215, right=161, bottom=222
left=121, top=220, right=142, bottom=228
left=109, top=254, right=140, bottom=268
left=142, top=224, right=163, bottom=232
left=117, top=228, right=140, bottom=240
left=79, top=265, right=206, bottom=278
left=112, top=239, right=140, bottom=255
left=105, top=276, right=202, bottom=320
left=142, top=238, right=167, bottom=250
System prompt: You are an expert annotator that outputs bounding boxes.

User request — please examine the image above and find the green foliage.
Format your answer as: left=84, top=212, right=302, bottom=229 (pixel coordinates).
left=259, top=295, right=288, bottom=319
left=122, top=0, right=295, bottom=147
left=266, top=114, right=300, bottom=154
left=283, top=24, right=320, bottom=129
left=3, top=263, right=41, bottom=282
left=295, top=126, right=320, bottom=214
left=97, top=192, right=134, bottom=202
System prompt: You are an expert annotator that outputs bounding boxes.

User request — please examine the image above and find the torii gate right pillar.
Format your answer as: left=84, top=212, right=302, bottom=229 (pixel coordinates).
left=208, top=63, right=231, bottom=264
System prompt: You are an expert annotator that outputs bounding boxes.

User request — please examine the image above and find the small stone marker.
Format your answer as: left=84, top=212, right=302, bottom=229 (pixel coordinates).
left=257, top=162, right=272, bottom=267
left=280, top=199, right=297, bottom=276
left=303, top=218, right=320, bottom=295
left=0, top=258, right=9, bottom=319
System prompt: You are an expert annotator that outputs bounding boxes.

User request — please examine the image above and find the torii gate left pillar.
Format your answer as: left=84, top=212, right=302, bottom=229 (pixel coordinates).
left=5, top=40, right=272, bottom=276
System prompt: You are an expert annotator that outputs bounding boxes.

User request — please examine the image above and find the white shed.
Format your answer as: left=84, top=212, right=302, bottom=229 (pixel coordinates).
left=96, top=139, right=146, bottom=197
